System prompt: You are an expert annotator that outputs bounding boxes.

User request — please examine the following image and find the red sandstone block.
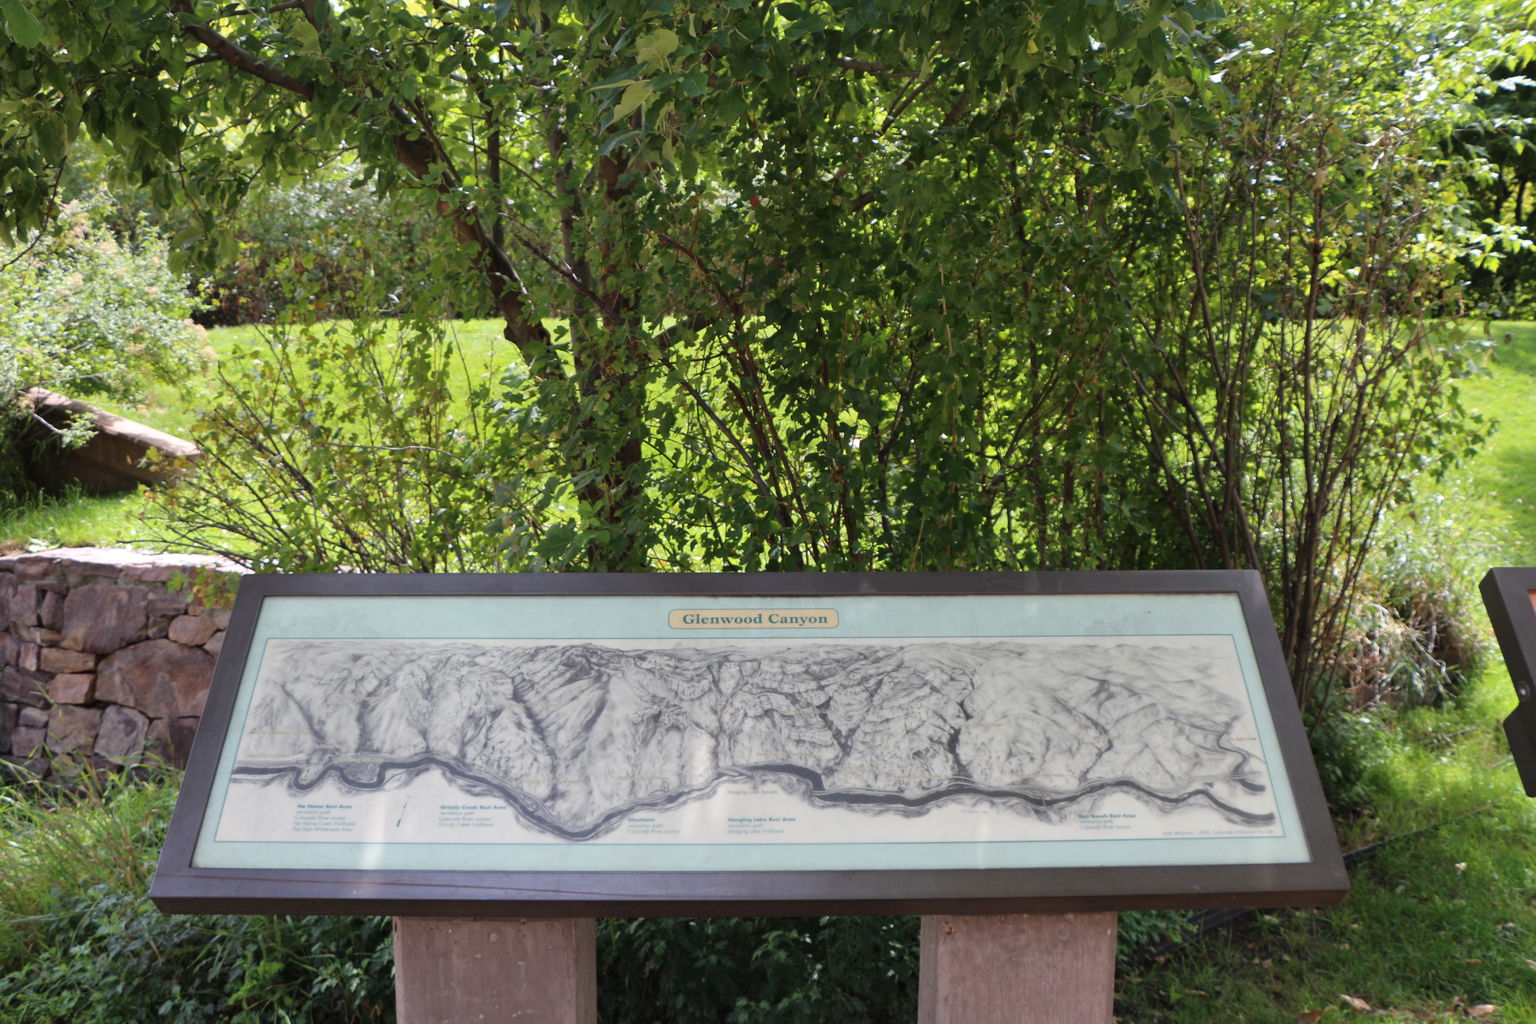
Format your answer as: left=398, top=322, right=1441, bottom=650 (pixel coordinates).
left=48, top=672, right=95, bottom=704
left=39, top=646, right=95, bottom=674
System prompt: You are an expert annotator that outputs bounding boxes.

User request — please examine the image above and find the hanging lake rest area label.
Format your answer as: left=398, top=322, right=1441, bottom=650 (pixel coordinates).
left=668, top=608, right=839, bottom=628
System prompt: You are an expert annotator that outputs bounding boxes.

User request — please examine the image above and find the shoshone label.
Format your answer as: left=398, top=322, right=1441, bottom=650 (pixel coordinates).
left=667, top=608, right=840, bottom=629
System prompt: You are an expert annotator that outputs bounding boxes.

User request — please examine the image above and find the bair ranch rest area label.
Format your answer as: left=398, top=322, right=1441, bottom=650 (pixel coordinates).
left=669, top=608, right=839, bottom=628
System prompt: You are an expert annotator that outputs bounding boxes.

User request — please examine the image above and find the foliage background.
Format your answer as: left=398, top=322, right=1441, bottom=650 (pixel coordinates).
left=0, top=191, right=207, bottom=513
left=0, top=0, right=1508, bottom=712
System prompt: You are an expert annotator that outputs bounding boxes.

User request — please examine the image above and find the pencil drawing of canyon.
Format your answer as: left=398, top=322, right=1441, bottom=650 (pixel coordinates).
left=230, top=637, right=1279, bottom=841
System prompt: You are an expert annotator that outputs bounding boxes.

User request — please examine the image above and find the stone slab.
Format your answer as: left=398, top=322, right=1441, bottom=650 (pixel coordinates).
left=148, top=595, right=189, bottom=618
left=48, top=672, right=95, bottom=704
left=38, top=589, right=64, bottom=630
left=59, top=583, right=147, bottom=654
left=10, top=725, right=45, bottom=758
left=9, top=624, right=60, bottom=645
left=6, top=582, right=38, bottom=627
left=96, top=639, right=215, bottom=719
left=146, top=716, right=202, bottom=768
left=0, top=668, right=49, bottom=707
left=168, top=613, right=218, bottom=647
left=5, top=556, right=58, bottom=582
left=46, top=705, right=103, bottom=756
left=24, top=388, right=201, bottom=494
left=40, top=646, right=95, bottom=674
left=96, top=705, right=150, bottom=762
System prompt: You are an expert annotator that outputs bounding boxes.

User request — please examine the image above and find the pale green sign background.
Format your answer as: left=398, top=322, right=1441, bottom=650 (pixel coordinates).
left=193, top=593, right=1310, bottom=872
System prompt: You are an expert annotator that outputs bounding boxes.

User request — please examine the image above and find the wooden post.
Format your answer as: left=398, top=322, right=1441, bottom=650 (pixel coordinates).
left=918, top=912, right=1118, bottom=1024
left=393, top=916, right=596, bottom=1024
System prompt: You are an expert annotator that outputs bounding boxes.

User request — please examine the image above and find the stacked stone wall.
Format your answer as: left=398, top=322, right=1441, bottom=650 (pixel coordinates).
left=0, top=547, right=244, bottom=777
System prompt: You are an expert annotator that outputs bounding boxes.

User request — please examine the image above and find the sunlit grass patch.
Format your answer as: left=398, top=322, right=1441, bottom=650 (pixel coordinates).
left=1447, top=320, right=1536, bottom=563
left=0, top=490, right=155, bottom=553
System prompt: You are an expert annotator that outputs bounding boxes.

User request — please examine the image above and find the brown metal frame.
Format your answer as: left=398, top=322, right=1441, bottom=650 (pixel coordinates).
left=1478, top=568, right=1536, bottom=796
left=150, top=570, right=1347, bottom=917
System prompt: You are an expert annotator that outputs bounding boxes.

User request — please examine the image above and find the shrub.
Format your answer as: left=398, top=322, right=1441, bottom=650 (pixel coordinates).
left=0, top=766, right=395, bottom=1024
left=194, top=168, right=452, bottom=327
left=1333, top=493, right=1496, bottom=711
left=0, top=763, right=169, bottom=965
left=144, top=317, right=529, bottom=572
left=1113, top=0, right=1506, bottom=716
left=0, top=192, right=208, bottom=506
left=0, top=889, right=396, bottom=1024
left=597, top=916, right=918, bottom=1024
left=1308, top=710, right=1399, bottom=816
left=0, top=192, right=206, bottom=404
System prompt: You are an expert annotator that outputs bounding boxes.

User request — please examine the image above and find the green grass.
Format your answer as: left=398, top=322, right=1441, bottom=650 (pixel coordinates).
left=0, top=766, right=174, bottom=965
left=1, top=317, right=519, bottom=552
left=1116, top=671, right=1536, bottom=1022
left=1443, top=321, right=1536, bottom=564
left=92, top=317, right=518, bottom=439
left=0, top=490, right=157, bottom=554
left=0, top=766, right=397, bottom=1022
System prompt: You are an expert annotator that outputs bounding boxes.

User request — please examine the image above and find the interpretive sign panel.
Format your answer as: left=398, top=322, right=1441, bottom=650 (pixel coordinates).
left=1478, top=568, right=1536, bottom=796
left=151, top=571, right=1346, bottom=916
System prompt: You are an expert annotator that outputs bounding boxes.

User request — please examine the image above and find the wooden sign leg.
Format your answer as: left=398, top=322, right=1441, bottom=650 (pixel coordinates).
left=393, top=916, right=596, bottom=1024
left=918, top=912, right=1118, bottom=1024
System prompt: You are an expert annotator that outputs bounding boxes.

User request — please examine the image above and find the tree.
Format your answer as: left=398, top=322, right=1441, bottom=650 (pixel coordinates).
left=0, top=0, right=1508, bottom=708
left=1456, top=40, right=1536, bottom=316
left=0, top=0, right=1211, bottom=563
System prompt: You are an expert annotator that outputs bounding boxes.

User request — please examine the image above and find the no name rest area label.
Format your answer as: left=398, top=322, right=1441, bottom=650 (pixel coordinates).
left=668, top=608, right=839, bottom=629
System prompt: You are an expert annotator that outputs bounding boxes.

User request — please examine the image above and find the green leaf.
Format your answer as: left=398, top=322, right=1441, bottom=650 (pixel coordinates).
left=784, top=14, right=826, bottom=40
left=33, top=112, right=64, bottom=161
left=290, top=18, right=321, bottom=56
left=636, top=27, right=678, bottom=66
left=612, top=80, right=653, bottom=121
left=1, top=0, right=44, bottom=48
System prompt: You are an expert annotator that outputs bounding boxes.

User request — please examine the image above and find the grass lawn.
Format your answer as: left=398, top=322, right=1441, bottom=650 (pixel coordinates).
left=1449, top=322, right=1536, bottom=564
left=93, top=317, right=519, bottom=439
left=1114, top=675, right=1536, bottom=1022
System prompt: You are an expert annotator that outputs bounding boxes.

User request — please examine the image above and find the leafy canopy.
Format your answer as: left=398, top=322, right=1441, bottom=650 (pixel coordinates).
left=0, top=0, right=1513, bottom=711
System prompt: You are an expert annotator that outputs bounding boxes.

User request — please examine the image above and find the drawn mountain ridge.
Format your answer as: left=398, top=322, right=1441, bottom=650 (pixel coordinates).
left=234, top=638, right=1276, bottom=840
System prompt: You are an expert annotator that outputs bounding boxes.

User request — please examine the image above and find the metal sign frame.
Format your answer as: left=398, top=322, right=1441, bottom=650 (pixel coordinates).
left=1478, top=568, right=1536, bottom=797
left=151, top=570, right=1347, bottom=917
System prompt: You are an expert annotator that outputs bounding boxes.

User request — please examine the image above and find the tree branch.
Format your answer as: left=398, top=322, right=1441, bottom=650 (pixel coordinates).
left=796, top=57, right=920, bottom=79
left=169, top=1, right=314, bottom=99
